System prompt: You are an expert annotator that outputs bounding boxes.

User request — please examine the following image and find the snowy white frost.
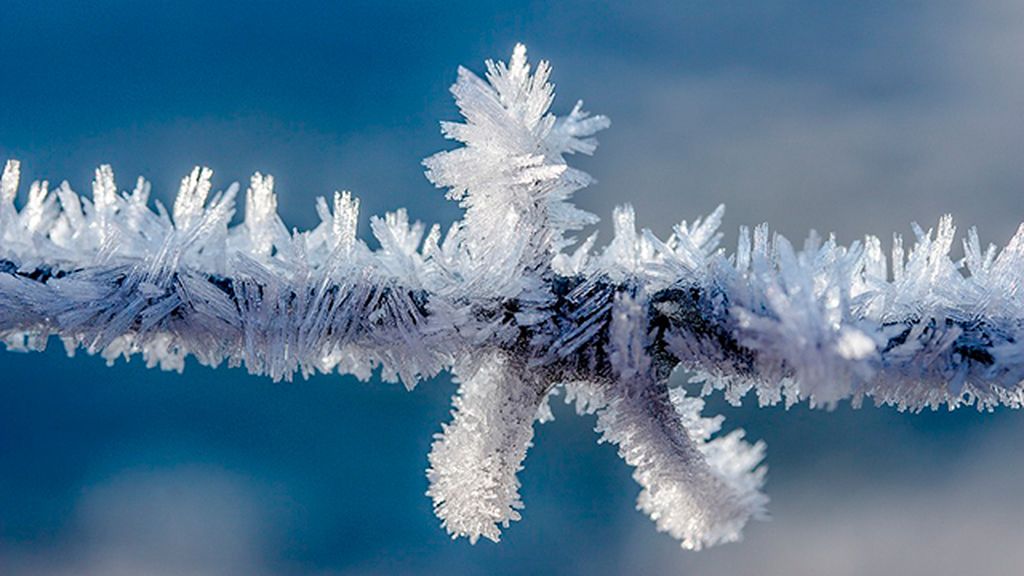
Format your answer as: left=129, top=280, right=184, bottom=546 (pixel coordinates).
left=2, top=44, right=1023, bottom=549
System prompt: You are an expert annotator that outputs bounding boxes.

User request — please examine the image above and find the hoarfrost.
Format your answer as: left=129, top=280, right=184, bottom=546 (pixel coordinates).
left=1, top=44, right=1021, bottom=549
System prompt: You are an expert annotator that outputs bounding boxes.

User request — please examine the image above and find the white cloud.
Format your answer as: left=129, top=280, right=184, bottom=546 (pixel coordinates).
left=624, top=418, right=1024, bottom=576
left=574, top=0, right=1024, bottom=249
left=2, top=466, right=278, bottom=576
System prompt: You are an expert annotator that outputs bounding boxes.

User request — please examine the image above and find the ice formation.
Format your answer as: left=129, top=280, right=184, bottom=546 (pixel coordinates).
left=1, top=44, right=1022, bottom=549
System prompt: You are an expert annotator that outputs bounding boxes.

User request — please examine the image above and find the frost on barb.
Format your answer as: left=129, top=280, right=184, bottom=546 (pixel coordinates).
left=597, top=291, right=766, bottom=550
left=4, top=43, right=1024, bottom=551
left=596, top=389, right=767, bottom=550
left=423, top=43, right=609, bottom=296
left=426, top=353, right=548, bottom=543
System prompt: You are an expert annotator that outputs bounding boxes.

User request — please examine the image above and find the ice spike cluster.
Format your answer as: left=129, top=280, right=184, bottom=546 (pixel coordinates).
left=1, top=44, right=1023, bottom=549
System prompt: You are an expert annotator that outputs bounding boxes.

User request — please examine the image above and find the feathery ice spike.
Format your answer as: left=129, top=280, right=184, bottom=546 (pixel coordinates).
left=1, top=43, right=1022, bottom=549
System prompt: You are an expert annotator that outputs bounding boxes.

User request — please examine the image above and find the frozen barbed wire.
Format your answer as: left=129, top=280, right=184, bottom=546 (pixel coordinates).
left=1, top=44, right=1022, bottom=549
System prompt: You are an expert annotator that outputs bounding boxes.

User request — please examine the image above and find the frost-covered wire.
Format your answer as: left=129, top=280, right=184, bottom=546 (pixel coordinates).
left=1, top=44, right=1022, bottom=549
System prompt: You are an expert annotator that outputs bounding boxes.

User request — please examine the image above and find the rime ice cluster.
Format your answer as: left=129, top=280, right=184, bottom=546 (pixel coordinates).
left=1, top=45, right=1023, bottom=549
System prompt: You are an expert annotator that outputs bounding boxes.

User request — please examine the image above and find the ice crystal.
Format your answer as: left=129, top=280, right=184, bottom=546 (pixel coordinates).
left=2, top=44, right=1023, bottom=549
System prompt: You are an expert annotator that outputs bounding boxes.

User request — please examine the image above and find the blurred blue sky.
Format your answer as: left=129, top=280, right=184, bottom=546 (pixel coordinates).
left=2, top=2, right=1024, bottom=575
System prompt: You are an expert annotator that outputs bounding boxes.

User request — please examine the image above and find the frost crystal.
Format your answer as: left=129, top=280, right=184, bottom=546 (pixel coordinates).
left=1, top=44, right=1022, bottom=549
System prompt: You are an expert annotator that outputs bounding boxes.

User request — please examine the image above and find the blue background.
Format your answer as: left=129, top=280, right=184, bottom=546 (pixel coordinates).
left=2, top=2, right=1024, bottom=574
